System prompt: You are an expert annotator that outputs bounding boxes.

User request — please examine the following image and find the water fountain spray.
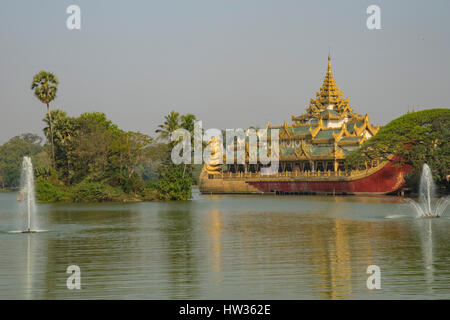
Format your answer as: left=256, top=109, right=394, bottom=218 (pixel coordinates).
left=19, top=157, right=37, bottom=233
left=406, top=164, right=450, bottom=218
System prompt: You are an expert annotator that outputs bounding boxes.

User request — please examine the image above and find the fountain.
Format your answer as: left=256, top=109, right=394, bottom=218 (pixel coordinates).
left=406, top=164, right=450, bottom=218
left=18, top=156, right=37, bottom=233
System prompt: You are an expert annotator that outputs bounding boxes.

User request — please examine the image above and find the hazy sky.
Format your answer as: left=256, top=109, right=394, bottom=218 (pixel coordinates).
left=1, top=0, right=449, bottom=143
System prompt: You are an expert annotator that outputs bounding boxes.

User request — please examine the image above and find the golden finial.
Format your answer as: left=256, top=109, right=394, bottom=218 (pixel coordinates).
left=328, top=54, right=331, bottom=73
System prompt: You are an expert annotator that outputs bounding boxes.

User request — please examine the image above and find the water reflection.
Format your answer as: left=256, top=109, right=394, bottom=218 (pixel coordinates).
left=26, top=235, right=32, bottom=299
left=421, top=220, right=434, bottom=295
left=208, top=210, right=223, bottom=276
left=157, top=203, right=200, bottom=299
left=0, top=192, right=449, bottom=299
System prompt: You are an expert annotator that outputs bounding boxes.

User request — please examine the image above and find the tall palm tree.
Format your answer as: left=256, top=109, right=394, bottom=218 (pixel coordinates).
left=31, top=71, right=59, bottom=168
left=156, top=111, right=180, bottom=141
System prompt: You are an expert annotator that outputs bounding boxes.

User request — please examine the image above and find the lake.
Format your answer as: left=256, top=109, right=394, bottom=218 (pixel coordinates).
left=0, top=189, right=449, bottom=299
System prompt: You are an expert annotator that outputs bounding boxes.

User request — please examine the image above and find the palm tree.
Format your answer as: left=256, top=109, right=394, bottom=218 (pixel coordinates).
left=180, top=113, right=196, bottom=133
left=179, top=113, right=198, bottom=177
left=43, top=109, right=68, bottom=139
left=156, top=111, right=180, bottom=141
left=31, top=71, right=59, bottom=168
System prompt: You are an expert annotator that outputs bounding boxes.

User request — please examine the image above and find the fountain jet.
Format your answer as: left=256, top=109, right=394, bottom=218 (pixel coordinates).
left=406, top=164, right=449, bottom=218
left=18, top=157, right=37, bottom=233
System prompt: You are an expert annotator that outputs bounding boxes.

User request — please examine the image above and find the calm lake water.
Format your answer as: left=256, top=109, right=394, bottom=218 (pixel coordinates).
left=0, top=189, right=449, bottom=299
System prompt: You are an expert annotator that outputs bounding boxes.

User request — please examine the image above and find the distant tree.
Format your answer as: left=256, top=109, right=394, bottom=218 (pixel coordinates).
left=154, top=111, right=198, bottom=192
left=156, top=163, right=193, bottom=200
left=156, top=111, right=180, bottom=141
left=31, top=71, right=59, bottom=168
left=0, top=171, right=5, bottom=189
left=32, top=108, right=200, bottom=202
left=346, top=109, right=450, bottom=193
left=110, top=131, right=154, bottom=178
left=0, top=134, right=45, bottom=188
left=180, top=113, right=196, bottom=133
left=43, top=110, right=78, bottom=183
left=70, top=112, right=118, bottom=182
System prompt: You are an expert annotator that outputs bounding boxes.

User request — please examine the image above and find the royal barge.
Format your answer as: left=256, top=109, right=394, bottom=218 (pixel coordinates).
left=199, top=56, right=410, bottom=195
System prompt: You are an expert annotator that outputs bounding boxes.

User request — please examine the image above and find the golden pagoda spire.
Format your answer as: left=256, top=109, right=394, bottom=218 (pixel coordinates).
left=315, top=54, right=345, bottom=109
left=328, top=54, right=331, bottom=73
left=293, top=54, right=352, bottom=123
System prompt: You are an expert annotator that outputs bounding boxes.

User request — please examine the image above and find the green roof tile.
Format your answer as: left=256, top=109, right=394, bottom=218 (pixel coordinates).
left=315, top=130, right=339, bottom=140
left=291, top=126, right=311, bottom=135
left=340, top=136, right=362, bottom=142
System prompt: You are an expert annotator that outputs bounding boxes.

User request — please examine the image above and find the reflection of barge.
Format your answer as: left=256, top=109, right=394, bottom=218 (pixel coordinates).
left=199, top=56, right=410, bottom=195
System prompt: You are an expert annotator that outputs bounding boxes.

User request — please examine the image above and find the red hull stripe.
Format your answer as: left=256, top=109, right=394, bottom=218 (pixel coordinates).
left=248, top=162, right=411, bottom=194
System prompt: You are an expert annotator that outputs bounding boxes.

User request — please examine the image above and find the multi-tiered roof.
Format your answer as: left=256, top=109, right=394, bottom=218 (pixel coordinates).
left=267, top=55, right=380, bottom=162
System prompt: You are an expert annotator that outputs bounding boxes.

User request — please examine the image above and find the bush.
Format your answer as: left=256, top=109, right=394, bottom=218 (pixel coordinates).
left=107, top=172, right=146, bottom=195
left=121, top=174, right=144, bottom=194
left=71, top=180, right=124, bottom=203
left=138, top=180, right=158, bottom=201
left=156, top=164, right=193, bottom=200
left=35, top=178, right=69, bottom=202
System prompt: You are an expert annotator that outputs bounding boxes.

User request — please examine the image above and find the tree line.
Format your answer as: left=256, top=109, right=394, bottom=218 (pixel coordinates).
left=0, top=71, right=198, bottom=201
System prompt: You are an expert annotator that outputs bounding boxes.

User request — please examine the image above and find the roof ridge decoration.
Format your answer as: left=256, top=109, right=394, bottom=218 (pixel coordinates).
left=280, top=120, right=294, bottom=139
left=332, top=124, right=353, bottom=142
left=309, top=118, right=323, bottom=138
left=353, top=113, right=380, bottom=136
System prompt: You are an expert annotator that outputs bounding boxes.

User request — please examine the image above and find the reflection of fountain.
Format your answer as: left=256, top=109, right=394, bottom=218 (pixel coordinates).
left=414, top=218, right=435, bottom=297
left=406, top=164, right=449, bottom=218
left=18, top=157, right=37, bottom=233
left=26, top=233, right=32, bottom=299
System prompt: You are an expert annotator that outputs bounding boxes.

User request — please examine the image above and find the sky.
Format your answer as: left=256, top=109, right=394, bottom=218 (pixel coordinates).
left=0, top=0, right=449, bottom=143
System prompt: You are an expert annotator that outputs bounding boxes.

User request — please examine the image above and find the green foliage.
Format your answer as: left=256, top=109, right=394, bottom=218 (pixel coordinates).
left=346, top=109, right=450, bottom=192
left=31, top=71, right=59, bottom=168
left=155, top=111, right=201, bottom=185
left=155, top=111, right=181, bottom=141
left=41, top=110, right=161, bottom=186
left=12, top=77, right=200, bottom=203
left=191, top=164, right=203, bottom=185
left=180, top=113, right=197, bottom=134
left=108, top=172, right=144, bottom=194
left=31, top=108, right=194, bottom=202
left=0, top=134, right=46, bottom=188
left=141, top=180, right=158, bottom=201
left=35, top=176, right=159, bottom=203
left=156, top=164, right=193, bottom=200
left=31, top=71, right=59, bottom=105
left=35, top=178, right=69, bottom=202
left=71, top=180, right=123, bottom=203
